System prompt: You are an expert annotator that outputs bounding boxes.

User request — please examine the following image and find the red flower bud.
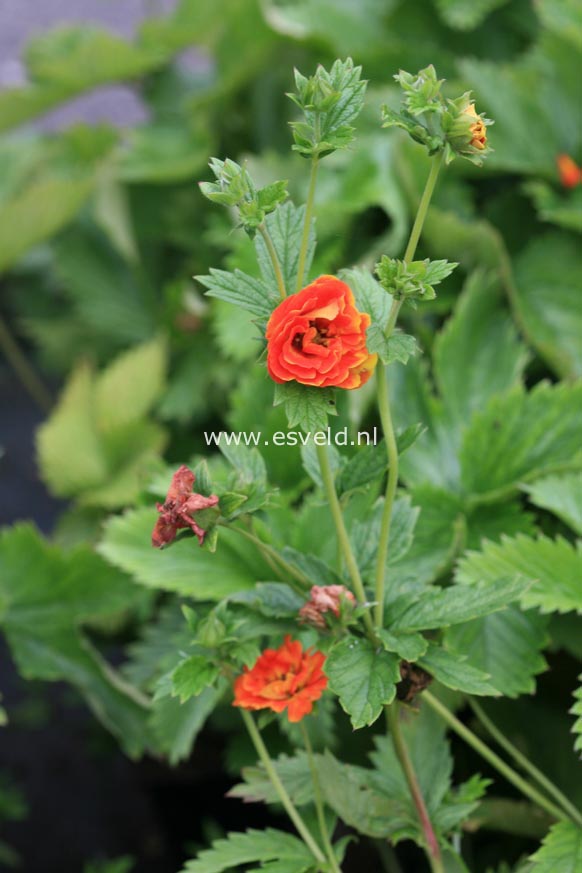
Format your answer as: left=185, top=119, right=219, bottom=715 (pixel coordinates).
left=557, top=154, right=582, bottom=189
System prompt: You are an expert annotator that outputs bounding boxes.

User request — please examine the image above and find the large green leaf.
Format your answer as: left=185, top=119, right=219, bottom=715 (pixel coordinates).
left=369, top=705, right=488, bottom=842
left=254, top=201, right=315, bottom=293
left=445, top=608, right=548, bottom=697
left=37, top=341, right=167, bottom=506
left=52, top=226, right=156, bottom=345
left=433, top=271, right=528, bottom=426
left=181, top=828, right=313, bottom=873
left=529, top=821, right=582, bottom=873
left=418, top=643, right=499, bottom=696
left=0, top=524, right=149, bottom=756
left=197, top=269, right=277, bottom=318
left=457, top=535, right=582, bottom=615
left=0, top=175, right=96, bottom=272
left=316, top=750, right=408, bottom=839
left=98, top=508, right=267, bottom=599
left=460, top=382, right=582, bottom=498
left=326, top=636, right=400, bottom=729
left=389, top=577, right=529, bottom=632
left=151, top=685, right=224, bottom=766
left=524, top=474, right=582, bottom=536
left=95, top=337, right=167, bottom=432
left=512, top=233, right=582, bottom=378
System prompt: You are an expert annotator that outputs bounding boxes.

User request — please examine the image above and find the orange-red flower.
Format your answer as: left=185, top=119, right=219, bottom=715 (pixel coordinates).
left=266, top=275, right=377, bottom=390
left=152, top=465, right=219, bottom=548
left=466, top=103, right=487, bottom=151
left=299, top=584, right=356, bottom=628
left=233, top=636, right=327, bottom=722
left=556, top=154, right=582, bottom=189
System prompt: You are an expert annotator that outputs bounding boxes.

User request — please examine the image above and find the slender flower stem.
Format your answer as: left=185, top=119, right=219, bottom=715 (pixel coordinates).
left=228, top=524, right=311, bottom=591
left=0, top=314, right=52, bottom=412
left=296, top=157, right=319, bottom=292
left=372, top=155, right=443, bottom=629
left=386, top=705, right=444, bottom=873
left=469, top=698, right=582, bottom=827
left=240, top=709, right=328, bottom=867
left=403, top=153, right=443, bottom=264
left=300, top=722, right=342, bottom=873
left=315, top=442, right=375, bottom=636
left=373, top=363, right=399, bottom=629
left=423, top=691, right=568, bottom=823
left=258, top=224, right=287, bottom=300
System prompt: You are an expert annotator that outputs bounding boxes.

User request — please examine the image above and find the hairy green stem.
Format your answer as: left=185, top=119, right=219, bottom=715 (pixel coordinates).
left=373, top=154, right=442, bottom=629
left=240, top=710, right=327, bottom=866
left=315, top=442, right=375, bottom=636
left=300, top=722, right=342, bottom=873
left=296, top=157, right=318, bottom=292
left=469, top=698, right=582, bottom=827
left=386, top=705, right=444, bottom=873
left=259, top=224, right=287, bottom=300
left=424, top=691, right=568, bottom=823
left=229, top=524, right=310, bottom=591
left=403, top=153, right=443, bottom=264
left=373, top=363, right=399, bottom=628
left=0, top=314, right=52, bottom=412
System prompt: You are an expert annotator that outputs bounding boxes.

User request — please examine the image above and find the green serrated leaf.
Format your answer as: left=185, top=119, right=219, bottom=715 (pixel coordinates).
left=95, top=337, right=167, bottom=432
left=513, top=233, right=582, bottom=378
left=0, top=524, right=150, bottom=756
left=445, top=608, right=548, bottom=697
left=151, top=684, right=223, bottom=766
left=229, top=583, right=304, bottom=618
left=229, top=752, right=314, bottom=807
left=524, top=474, right=582, bottom=536
left=418, top=643, right=500, bottom=696
left=390, top=577, right=529, bottom=632
left=197, top=268, right=276, bottom=318
left=288, top=58, right=367, bottom=159
left=255, top=201, right=315, bottom=293
left=326, top=636, right=400, bottom=728
left=570, top=675, right=582, bottom=759
left=368, top=328, right=420, bottom=365
left=98, top=508, right=268, bottom=599
left=181, top=828, right=313, bottom=873
left=457, top=535, right=582, bottom=615
left=377, top=629, right=428, bottom=661
left=529, top=821, right=582, bottom=872
left=433, top=270, right=528, bottom=425
left=460, top=382, right=582, bottom=497
left=273, top=382, right=336, bottom=432
left=172, top=655, right=219, bottom=702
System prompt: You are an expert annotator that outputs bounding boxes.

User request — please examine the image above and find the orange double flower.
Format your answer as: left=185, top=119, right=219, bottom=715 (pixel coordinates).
left=233, top=636, right=328, bottom=722
left=266, top=275, right=377, bottom=390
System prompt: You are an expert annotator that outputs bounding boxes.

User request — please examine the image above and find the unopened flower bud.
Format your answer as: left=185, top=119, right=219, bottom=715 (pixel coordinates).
left=556, top=154, right=582, bottom=189
left=298, top=585, right=356, bottom=628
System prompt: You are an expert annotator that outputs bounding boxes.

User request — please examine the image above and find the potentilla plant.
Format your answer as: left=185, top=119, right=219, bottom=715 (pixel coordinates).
left=142, top=61, right=582, bottom=873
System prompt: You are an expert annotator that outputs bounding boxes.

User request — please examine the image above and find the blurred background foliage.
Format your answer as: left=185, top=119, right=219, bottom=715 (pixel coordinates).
left=0, top=0, right=581, bottom=870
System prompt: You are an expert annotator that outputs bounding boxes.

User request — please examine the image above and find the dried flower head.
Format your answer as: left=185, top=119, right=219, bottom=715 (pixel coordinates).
left=152, top=465, right=219, bottom=548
